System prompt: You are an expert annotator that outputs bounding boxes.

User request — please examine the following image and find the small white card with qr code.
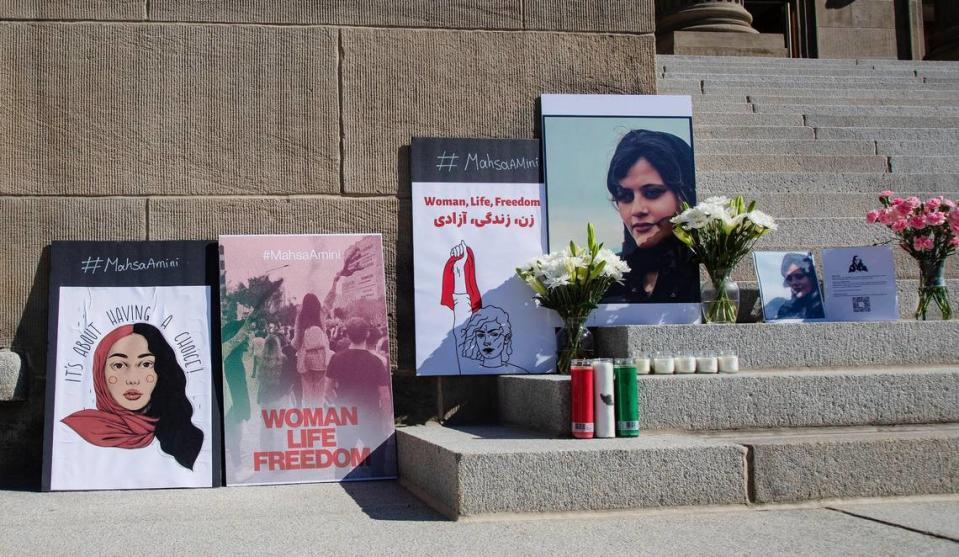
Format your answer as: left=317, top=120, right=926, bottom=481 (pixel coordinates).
left=822, top=246, right=899, bottom=322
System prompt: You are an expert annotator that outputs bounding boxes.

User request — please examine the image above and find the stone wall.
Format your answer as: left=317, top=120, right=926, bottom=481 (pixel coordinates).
left=0, top=1, right=657, bottom=486
left=815, top=0, right=899, bottom=59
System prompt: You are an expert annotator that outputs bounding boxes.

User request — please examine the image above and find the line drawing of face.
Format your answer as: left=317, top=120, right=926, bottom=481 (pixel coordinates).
left=783, top=263, right=814, bottom=298
left=460, top=306, right=513, bottom=367
left=475, top=321, right=506, bottom=361
left=103, top=333, right=157, bottom=411
left=615, top=157, right=680, bottom=249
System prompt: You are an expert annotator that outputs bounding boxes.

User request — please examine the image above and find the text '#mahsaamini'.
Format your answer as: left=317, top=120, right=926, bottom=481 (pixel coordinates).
left=252, top=407, right=371, bottom=472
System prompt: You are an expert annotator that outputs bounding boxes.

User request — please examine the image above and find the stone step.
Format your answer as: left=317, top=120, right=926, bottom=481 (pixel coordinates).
left=662, top=66, right=918, bottom=78
left=673, top=75, right=929, bottom=86
left=593, top=322, right=959, bottom=370
left=730, top=278, right=959, bottom=322
left=692, top=101, right=754, bottom=113
left=892, top=157, right=959, bottom=173
left=754, top=104, right=959, bottom=117
left=749, top=95, right=959, bottom=107
left=499, top=368, right=959, bottom=436
left=660, top=55, right=861, bottom=67
left=804, top=115, right=959, bottom=129
left=697, top=139, right=875, bottom=156
left=691, top=192, right=958, bottom=218
left=697, top=82, right=959, bottom=93
left=697, top=171, right=959, bottom=194
left=398, top=424, right=959, bottom=515
left=695, top=113, right=805, bottom=127
left=698, top=154, right=888, bottom=173
left=695, top=88, right=959, bottom=100
left=878, top=140, right=959, bottom=156
left=695, top=126, right=815, bottom=140
left=712, top=424, right=959, bottom=504
left=397, top=425, right=747, bottom=517
left=815, top=127, right=959, bottom=141
left=724, top=248, right=959, bottom=282
left=660, top=55, right=959, bottom=70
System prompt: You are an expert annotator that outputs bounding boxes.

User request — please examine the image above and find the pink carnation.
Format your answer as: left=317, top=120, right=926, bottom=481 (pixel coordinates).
left=913, top=235, right=934, bottom=251
left=951, top=211, right=959, bottom=224
left=952, top=222, right=959, bottom=234
left=942, top=198, right=957, bottom=209
left=905, top=196, right=922, bottom=210
left=895, top=203, right=912, bottom=217
left=891, top=219, right=909, bottom=233
left=909, top=215, right=927, bottom=230
left=879, top=190, right=895, bottom=199
left=865, top=210, right=880, bottom=223
left=926, top=212, right=946, bottom=226
left=925, top=197, right=942, bottom=212
left=880, top=209, right=899, bottom=225
left=890, top=197, right=905, bottom=206
left=951, top=236, right=959, bottom=248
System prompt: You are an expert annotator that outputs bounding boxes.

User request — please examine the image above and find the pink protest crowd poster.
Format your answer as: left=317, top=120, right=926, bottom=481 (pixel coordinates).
left=218, top=234, right=396, bottom=485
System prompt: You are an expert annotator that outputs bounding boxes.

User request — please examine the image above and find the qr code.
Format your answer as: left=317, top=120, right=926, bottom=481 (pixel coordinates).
left=853, top=296, right=871, bottom=313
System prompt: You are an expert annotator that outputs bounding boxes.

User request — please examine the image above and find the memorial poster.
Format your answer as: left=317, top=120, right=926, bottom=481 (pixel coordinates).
left=411, top=137, right=556, bottom=376
left=753, top=251, right=827, bottom=322
left=821, top=246, right=899, bottom=321
left=42, top=241, right=219, bottom=491
left=541, top=94, right=701, bottom=325
left=219, top=234, right=396, bottom=485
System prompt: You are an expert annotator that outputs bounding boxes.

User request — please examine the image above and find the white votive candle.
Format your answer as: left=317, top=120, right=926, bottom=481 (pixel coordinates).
left=674, top=354, right=696, bottom=374
left=652, top=353, right=675, bottom=374
left=592, top=358, right=615, bottom=439
left=634, top=355, right=651, bottom=374
left=718, top=352, right=739, bottom=373
left=696, top=354, right=719, bottom=374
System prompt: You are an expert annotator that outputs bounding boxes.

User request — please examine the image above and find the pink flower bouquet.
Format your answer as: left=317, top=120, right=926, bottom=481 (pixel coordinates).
left=867, top=192, right=958, bottom=320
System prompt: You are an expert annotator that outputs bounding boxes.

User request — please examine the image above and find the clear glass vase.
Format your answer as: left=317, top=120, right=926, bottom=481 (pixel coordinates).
left=556, top=318, right=594, bottom=375
left=916, top=258, right=952, bottom=320
left=701, top=269, right=740, bottom=324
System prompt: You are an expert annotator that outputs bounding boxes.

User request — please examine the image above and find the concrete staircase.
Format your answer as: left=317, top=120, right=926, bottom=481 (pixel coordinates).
left=397, top=55, right=959, bottom=519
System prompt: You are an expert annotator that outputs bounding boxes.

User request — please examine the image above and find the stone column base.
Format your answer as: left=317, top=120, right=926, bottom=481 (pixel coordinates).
left=658, top=31, right=788, bottom=57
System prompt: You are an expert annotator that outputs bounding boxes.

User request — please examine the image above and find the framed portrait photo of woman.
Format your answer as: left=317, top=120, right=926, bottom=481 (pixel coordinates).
left=753, top=251, right=827, bottom=323
left=541, top=94, right=701, bottom=325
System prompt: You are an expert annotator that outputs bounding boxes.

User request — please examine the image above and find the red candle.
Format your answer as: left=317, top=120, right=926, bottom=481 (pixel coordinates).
left=570, top=359, right=594, bottom=439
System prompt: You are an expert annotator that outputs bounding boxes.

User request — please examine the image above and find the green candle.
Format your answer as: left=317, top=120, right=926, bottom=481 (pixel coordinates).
left=613, top=358, right=639, bottom=437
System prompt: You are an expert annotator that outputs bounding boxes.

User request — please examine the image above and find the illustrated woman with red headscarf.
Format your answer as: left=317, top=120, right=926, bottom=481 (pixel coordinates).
left=62, top=323, right=204, bottom=470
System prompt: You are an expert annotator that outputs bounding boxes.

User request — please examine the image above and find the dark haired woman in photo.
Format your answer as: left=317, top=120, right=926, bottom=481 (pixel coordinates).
left=62, top=323, right=204, bottom=470
left=603, top=129, right=700, bottom=303
left=776, top=253, right=825, bottom=319
left=292, top=292, right=333, bottom=406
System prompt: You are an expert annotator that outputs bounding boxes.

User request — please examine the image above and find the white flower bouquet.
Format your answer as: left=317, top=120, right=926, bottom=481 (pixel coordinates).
left=671, top=196, right=777, bottom=323
left=517, top=223, right=629, bottom=374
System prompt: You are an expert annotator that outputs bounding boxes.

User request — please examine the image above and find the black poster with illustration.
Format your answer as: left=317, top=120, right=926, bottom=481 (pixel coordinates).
left=42, top=241, right=221, bottom=491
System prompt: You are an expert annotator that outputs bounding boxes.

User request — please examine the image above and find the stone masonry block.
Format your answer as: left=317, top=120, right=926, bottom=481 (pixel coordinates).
left=500, top=368, right=959, bottom=435
left=0, top=349, right=25, bottom=401
left=524, top=0, right=654, bottom=33
left=398, top=425, right=747, bottom=517
left=341, top=28, right=655, bottom=195
left=0, top=0, right=144, bottom=19
left=747, top=425, right=959, bottom=502
left=148, top=196, right=413, bottom=369
left=0, top=22, right=338, bottom=196
left=0, top=197, right=147, bottom=345
left=149, top=0, right=523, bottom=29
left=815, top=0, right=895, bottom=29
